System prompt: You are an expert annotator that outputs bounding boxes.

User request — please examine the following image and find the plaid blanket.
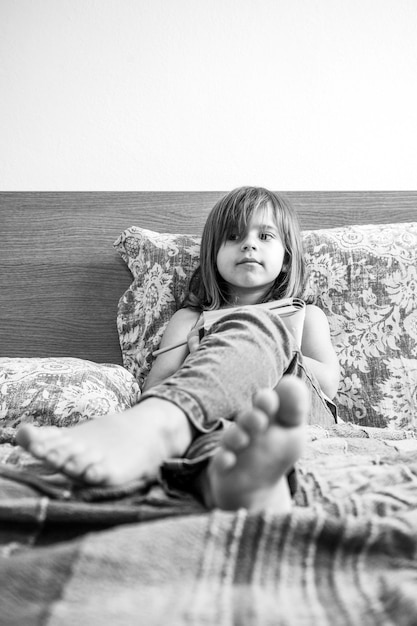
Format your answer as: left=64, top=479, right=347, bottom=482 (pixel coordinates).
left=1, top=424, right=417, bottom=625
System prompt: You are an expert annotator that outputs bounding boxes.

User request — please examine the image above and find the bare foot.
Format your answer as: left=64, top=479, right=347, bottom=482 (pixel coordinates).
left=206, top=376, right=309, bottom=512
left=15, top=398, right=193, bottom=486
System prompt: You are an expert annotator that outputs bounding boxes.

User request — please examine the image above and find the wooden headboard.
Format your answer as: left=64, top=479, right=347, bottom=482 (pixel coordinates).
left=1, top=191, right=416, bottom=365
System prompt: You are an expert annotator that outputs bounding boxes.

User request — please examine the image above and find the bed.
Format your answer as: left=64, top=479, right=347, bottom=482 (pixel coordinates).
left=1, top=191, right=417, bottom=625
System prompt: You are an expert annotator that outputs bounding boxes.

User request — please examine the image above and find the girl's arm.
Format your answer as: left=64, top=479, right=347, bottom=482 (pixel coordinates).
left=142, top=307, right=201, bottom=392
left=300, top=304, right=340, bottom=399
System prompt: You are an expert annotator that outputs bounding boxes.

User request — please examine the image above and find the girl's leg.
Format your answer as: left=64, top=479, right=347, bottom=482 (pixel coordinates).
left=16, top=398, right=195, bottom=487
left=142, top=308, right=334, bottom=430
left=16, top=310, right=325, bottom=501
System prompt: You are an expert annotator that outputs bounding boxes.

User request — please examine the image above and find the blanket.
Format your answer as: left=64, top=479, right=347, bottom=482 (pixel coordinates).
left=1, top=424, right=417, bottom=625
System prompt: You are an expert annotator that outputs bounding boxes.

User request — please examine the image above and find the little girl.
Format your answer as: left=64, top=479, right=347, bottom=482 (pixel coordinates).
left=16, top=187, right=340, bottom=513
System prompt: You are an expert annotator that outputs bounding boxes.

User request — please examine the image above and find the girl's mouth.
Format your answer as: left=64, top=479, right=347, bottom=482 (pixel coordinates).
left=238, top=257, right=261, bottom=265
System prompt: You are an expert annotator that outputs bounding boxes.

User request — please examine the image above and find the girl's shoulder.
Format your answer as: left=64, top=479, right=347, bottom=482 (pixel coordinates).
left=156, top=307, right=201, bottom=357
left=167, top=307, right=201, bottom=331
left=304, top=303, right=330, bottom=327
left=172, top=306, right=202, bottom=321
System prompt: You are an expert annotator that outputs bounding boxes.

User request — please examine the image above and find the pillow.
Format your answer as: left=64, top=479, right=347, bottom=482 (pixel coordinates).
left=114, top=227, right=201, bottom=388
left=114, top=223, right=417, bottom=429
left=303, top=223, right=417, bottom=429
left=0, top=358, right=141, bottom=429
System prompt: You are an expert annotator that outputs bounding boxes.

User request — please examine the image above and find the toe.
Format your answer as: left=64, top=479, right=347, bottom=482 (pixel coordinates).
left=222, top=424, right=250, bottom=452
left=61, top=445, right=100, bottom=478
left=238, top=407, right=269, bottom=436
left=275, top=376, right=310, bottom=427
left=83, top=462, right=108, bottom=484
left=16, top=424, right=56, bottom=452
left=17, top=425, right=70, bottom=461
left=15, top=424, right=37, bottom=449
left=43, top=437, right=80, bottom=469
left=211, top=448, right=237, bottom=473
left=252, top=389, right=280, bottom=420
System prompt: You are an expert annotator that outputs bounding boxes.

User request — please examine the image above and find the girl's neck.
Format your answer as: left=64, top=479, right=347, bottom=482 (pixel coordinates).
left=226, top=287, right=271, bottom=308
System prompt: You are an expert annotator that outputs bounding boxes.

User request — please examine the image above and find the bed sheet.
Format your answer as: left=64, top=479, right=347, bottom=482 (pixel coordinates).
left=0, top=423, right=417, bottom=624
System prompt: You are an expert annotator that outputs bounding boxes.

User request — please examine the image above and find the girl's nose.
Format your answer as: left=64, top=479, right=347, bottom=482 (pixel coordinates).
left=241, top=238, right=257, bottom=251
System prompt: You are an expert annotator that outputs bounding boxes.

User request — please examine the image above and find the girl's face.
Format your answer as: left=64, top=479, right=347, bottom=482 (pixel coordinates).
left=216, top=203, right=285, bottom=305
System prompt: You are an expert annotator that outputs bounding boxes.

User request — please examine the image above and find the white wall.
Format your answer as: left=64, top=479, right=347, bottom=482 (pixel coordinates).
left=1, top=0, right=417, bottom=190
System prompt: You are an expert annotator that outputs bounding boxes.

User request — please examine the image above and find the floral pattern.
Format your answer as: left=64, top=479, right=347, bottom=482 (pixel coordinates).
left=303, top=223, right=417, bottom=428
left=114, top=227, right=201, bottom=388
left=0, top=358, right=141, bottom=429
left=115, top=223, right=417, bottom=429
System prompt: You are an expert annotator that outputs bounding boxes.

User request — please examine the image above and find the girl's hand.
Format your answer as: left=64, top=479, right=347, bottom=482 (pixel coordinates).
left=187, top=314, right=205, bottom=354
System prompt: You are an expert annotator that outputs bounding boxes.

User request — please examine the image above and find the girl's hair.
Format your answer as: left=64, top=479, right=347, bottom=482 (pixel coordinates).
left=183, top=186, right=308, bottom=311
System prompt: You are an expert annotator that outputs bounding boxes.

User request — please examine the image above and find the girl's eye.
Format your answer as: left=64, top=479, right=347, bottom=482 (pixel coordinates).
left=228, top=233, right=240, bottom=241
left=259, top=232, right=274, bottom=241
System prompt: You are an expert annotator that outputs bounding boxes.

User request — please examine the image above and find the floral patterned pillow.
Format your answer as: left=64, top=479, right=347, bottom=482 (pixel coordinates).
left=303, top=223, right=417, bottom=429
left=114, top=223, right=417, bottom=429
left=114, top=227, right=201, bottom=388
left=0, top=358, right=141, bottom=429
